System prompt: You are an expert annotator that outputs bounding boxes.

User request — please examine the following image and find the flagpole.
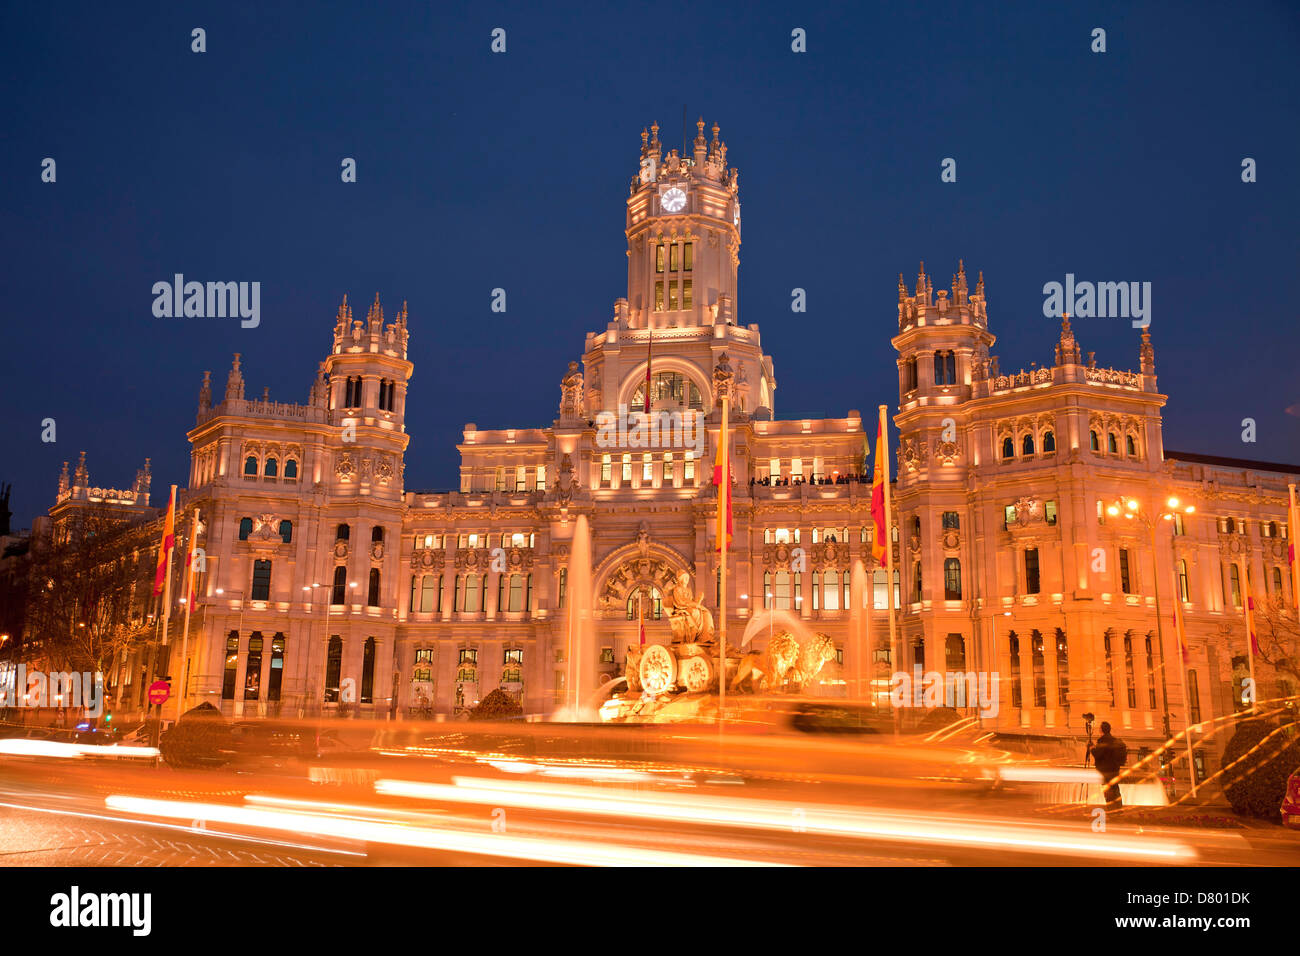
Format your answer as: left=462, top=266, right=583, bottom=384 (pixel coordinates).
left=175, top=507, right=199, bottom=723
left=718, top=394, right=729, bottom=731
left=152, top=485, right=178, bottom=751
left=879, top=405, right=898, bottom=731
left=1170, top=553, right=1198, bottom=798
left=1240, top=558, right=1257, bottom=715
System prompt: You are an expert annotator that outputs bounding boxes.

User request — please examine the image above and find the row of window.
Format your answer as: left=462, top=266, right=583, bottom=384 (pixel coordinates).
left=600, top=452, right=697, bottom=485
left=1001, top=431, right=1057, bottom=459
left=654, top=241, right=694, bottom=274
left=899, top=352, right=958, bottom=392
left=339, top=376, right=398, bottom=411
left=1089, top=429, right=1139, bottom=457
left=243, top=456, right=299, bottom=479
left=411, top=532, right=536, bottom=551
left=1217, top=517, right=1288, bottom=538
left=409, top=573, right=535, bottom=614
left=221, top=630, right=286, bottom=701
left=1005, top=629, right=1071, bottom=709
left=410, top=647, right=525, bottom=684
left=758, top=569, right=901, bottom=610
left=653, top=278, right=693, bottom=313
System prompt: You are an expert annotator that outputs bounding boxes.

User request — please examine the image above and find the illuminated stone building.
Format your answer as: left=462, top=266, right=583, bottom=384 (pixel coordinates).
left=26, top=122, right=1300, bottom=762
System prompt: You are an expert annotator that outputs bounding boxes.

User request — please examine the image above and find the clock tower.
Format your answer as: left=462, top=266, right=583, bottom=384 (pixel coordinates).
left=625, top=118, right=741, bottom=330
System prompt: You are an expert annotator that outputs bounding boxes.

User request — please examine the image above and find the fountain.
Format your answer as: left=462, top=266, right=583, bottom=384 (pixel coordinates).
left=602, top=581, right=839, bottom=723
left=848, top=558, right=868, bottom=700
left=555, top=514, right=598, bottom=721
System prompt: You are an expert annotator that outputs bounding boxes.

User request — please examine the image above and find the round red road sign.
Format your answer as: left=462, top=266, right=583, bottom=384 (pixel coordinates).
left=147, top=680, right=171, bottom=706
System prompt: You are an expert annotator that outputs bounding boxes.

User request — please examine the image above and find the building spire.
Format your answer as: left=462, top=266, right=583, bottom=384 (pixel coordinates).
left=225, top=353, right=245, bottom=401
left=335, top=294, right=352, bottom=338
left=198, top=370, right=212, bottom=413
left=1140, top=326, right=1155, bottom=375
left=58, top=460, right=70, bottom=497
left=74, top=450, right=88, bottom=488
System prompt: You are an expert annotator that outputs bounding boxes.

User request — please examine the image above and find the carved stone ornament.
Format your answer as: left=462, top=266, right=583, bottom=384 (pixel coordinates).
left=371, top=541, right=385, bottom=561
left=410, top=548, right=447, bottom=570
left=333, top=540, right=351, bottom=560
left=335, top=452, right=356, bottom=481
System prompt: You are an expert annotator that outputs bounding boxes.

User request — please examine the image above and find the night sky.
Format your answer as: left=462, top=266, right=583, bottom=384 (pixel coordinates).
left=2, top=1, right=1297, bottom=528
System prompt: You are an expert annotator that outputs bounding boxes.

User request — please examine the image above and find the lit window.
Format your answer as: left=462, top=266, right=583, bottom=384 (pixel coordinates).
left=621, top=454, right=632, bottom=482
left=642, top=453, right=654, bottom=481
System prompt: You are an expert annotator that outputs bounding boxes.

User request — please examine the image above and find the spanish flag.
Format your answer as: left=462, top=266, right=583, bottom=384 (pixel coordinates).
left=152, top=486, right=177, bottom=596
left=714, top=417, right=732, bottom=552
left=870, top=414, right=889, bottom=564
left=1173, top=588, right=1190, bottom=663
left=1245, top=588, right=1261, bottom=656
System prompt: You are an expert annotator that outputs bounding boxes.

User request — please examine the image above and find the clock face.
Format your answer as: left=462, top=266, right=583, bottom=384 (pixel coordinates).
left=660, top=187, right=686, bottom=213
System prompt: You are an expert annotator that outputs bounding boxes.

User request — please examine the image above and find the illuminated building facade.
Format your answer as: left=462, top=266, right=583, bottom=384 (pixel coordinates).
left=32, top=123, right=1299, bottom=758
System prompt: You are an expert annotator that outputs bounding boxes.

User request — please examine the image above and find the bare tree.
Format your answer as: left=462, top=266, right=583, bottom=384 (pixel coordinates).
left=1251, top=596, right=1300, bottom=693
left=26, top=505, right=156, bottom=677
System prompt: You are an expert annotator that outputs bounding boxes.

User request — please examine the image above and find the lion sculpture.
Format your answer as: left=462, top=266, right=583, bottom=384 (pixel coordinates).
left=730, top=632, right=801, bottom=693
left=731, top=632, right=837, bottom=693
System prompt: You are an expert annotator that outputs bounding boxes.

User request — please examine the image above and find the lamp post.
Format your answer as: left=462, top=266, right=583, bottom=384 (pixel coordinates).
left=1106, top=494, right=1197, bottom=796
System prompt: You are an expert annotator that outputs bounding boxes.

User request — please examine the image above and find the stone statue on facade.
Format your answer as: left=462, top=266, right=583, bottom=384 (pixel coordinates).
left=559, top=362, right=584, bottom=420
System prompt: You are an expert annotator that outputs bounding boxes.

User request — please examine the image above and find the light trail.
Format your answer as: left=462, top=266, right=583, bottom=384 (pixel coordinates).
left=374, top=775, right=1198, bottom=863
left=104, top=794, right=785, bottom=867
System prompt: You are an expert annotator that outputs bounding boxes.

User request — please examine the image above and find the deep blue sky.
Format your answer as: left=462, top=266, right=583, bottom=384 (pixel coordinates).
left=3, top=1, right=1298, bottom=527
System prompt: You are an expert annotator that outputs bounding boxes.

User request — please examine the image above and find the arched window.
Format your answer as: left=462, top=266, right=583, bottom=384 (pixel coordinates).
left=1002, top=437, right=1014, bottom=460
left=336, top=523, right=350, bottom=541
left=367, top=568, right=381, bottom=607
left=1178, top=559, right=1190, bottom=602
left=1144, top=636, right=1157, bottom=709
left=460, top=573, right=484, bottom=613
left=910, top=515, right=921, bottom=537
left=268, top=633, right=286, bottom=702
left=278, top=520, right=292, bottom=543
left=284, top=459, right=298, bottom=479
left=244, top=456, right=258, bottom=476
left=244, top=632, right=263, bottom=700
left=1022, top=434, right=1035, bottom=456
left=944, top=558, right=962, bottom=600
left=1090, top=430, right=1100, bottom=451
left=902, top=356, right=918, bottom=393
left=912, top=562, right=922, bottom=602
left=631, top=371, right=704, bottom=411
left=1228, top=564, right=1242, bottom=607
left=331, top=565, right=347, bottom=605
left=222, top=631, right=239, bottom=700
left=1126, top=435, right=1137, bottom=456
left=933, top=350, right=957, bottom=386
left=627, top=586, right=663, bottom=619
left=361, top=637, right=376, bottom=704
left=264, top=457, right=278, bottom=477
left=238, top=517, right=253, bottom=541
left=1107, top=433, right=1118, bottom=454
left=1042, top=431, right=1056, bottom=453
left=372, top=526, right=384, bottom=543
left=324, top=636, right=343, bottom=702
left=1273, top=567, right=1284, bottom=596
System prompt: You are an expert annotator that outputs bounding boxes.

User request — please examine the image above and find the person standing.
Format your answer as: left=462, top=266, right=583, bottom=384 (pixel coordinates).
left=1089, top=721, right=1128, bottom=807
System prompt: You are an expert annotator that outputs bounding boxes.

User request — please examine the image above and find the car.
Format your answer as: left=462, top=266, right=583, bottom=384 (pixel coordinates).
left=1282, top=768, right=1300, bottom=829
